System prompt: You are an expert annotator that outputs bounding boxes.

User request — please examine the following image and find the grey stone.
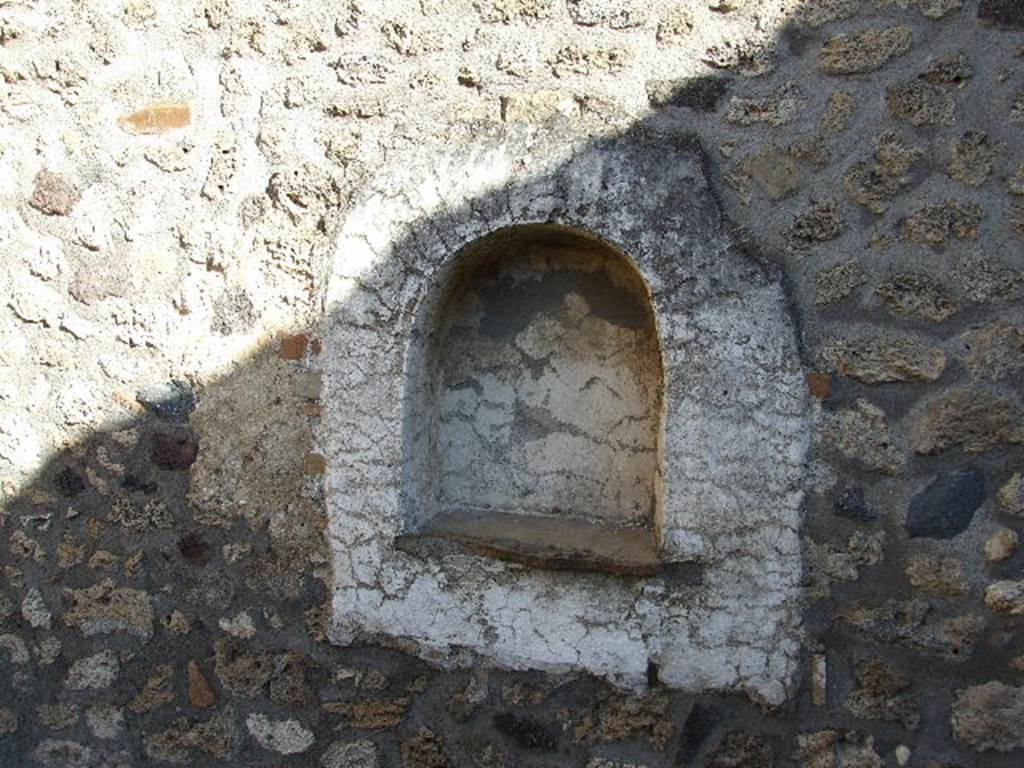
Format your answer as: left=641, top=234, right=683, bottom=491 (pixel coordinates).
left=997, top=473, right=1024, bottom=516
left=246, top=713, right=315, bottom=754
left=834, top=487, right=876, bottom=520
left=321, top=740, right=381, bottom=768
left=952, top=682, right=1024, bottom=751
left=905, top=469, right=985, bottom=539
left=135, top=380, right=197, bottom=423
left=0, top=707, right=17, bottom=735
left=66, top=650, right=120, bottom=690
left=31, top=740, right=94, bottom=768
left=841, top=599, right=984, bottom=658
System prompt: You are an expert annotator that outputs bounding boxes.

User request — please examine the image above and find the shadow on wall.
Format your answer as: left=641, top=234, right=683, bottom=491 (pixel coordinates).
left=4, top=1, right=1024, bottom=766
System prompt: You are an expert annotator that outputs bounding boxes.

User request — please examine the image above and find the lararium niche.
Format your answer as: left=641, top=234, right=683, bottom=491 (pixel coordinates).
left=401, top=224, right=665, bottom=575
left=323, top=124, right=811, bottom=705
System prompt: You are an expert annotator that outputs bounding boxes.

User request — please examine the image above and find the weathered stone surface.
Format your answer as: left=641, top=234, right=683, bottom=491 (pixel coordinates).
left=322, top=698, right=410, bottom=729
left=270, top=650, right=314, bottom=708
left=29, top=170, right=80, bottom=216
left=725, top=83, right=804, bottom=126
left=845, top=658, right=919, bottom=730
left=947, top=131, right=996, bottom=186
left=247, top=713, right=314, bottom=754
left=905, top=553, right=969, bottom=596
left=797, top=0, right=862, bottom=27
left=951, top=682, right=1024, bottom=751
left=791, top=199, right=844, bottom=242
left=136, top=380, right=196, bottom=422
left=997, top=473, right=1024, bottom=516
left=841, top=599, right=984, bottom=658
left=706, top=731, right=774, bottom=768
left=818, top=26, right=913, bottom=75
left=984, top=581, right=1024, bottom=615
left=322, top=740, right=381, bottom=768
left=566, top=0, right=646, bottom=29
left=822, top=337, right=945, bottom=384
left=823, top=400, right=905, bottom=474
left=735, top=146, right=802, bottom=201
left=31, top=740, right=94, bottom=768
left=0, top=708, right=17, bottom=735
left=213, top=638, right=273, bottom=697
left=67, top=650, right=120, bottom=690
left=834, top=487, right=876, bottom=520
left=887, top=81, right=955, bottom=126
left=794, top=730, right=882, bottom=768
left=64, top=579, right=153, bottom=637
left=963, top=322, right=1024, bottom=381
left=876, top=274, right=958, bottom=322
left=130, top=664, right=174, bottom=713
left=902, top=202, right=983, bottom=245
left=905, top=469, right=985, bottom=539
left=144, top=707, right=237, bottom=763
left=913, top=390, right=1024, bottom=454
left=816, top=261, right=866, bottom=304
left=402, top=727, right=451, bottom=768
left=920, top=51, right=972, bottom=86
left=844, top=133, right=922, bottom=213
left=984, top=528, right=1018, bottom=562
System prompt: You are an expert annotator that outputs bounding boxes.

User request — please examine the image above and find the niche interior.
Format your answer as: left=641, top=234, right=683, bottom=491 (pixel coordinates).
left=400, top=224, right=665, bottom=574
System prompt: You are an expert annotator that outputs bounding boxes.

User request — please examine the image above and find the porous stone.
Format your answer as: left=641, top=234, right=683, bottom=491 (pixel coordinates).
left=213, top=638, right=273, bottom=697
left=22, top=588, right=52, bottom=629
left=790, top=199, right=844, bottom=242
left=997, top=473, right=1024, bottom=516
left=797, top=0, right=863, bottom=27
left=566, top=0, right=646, bottom=28
left=821, top=337, right=946, bottom=384
left=845, top=657, right=920, bottom=730
left=818, top=26, right=913, bottom=75
left=947, top=131, right=996, bottom=186
left=725, top=83, right=804, bottom=126
left=913, top=390, right=1024, bottom=454
left=905, top=469, right=985, bottom=539
left=984, top=528, right=1018, bottom=562
left=841, top=599, right=983, bottom=658
left=916, top=0, right=963, bottom=18
left=816, top=261, right=866, bottom=304
left=655, top=7, right=693, bottom=44
left=886, top=81, right=956, bottom=126
left=322, top=740, right=381, bottom=768
left=876, top=273, right=957, bottom=322
left=402, top=727, right=451, bottom=768
left=951, top=682, right=1024, bottom=751
left=822, top=399, right=905, bottom=474
left=246, top=713, right=314, bottom=754
left=66, top=650, right=120, bottom=690
left=984, top=581, right=1024, bottom=615
left=920, top=51, right=972, bottom=85
left=844, top=133, right=922, bottom=213
left=794, top=730, right=882, bottom=768
left=144, top=707, right=237, bottom=763
left=63, top=579, right=154, bottom=638
left=85, top=704, right=125, bottom=740
left=902, top=202, right=983, bottom=246
left=29, top=170, right=80, bottom=216
left=129, top=664, right=174, bottom=713
left=905, top=554, right=968, bottom=596
left=705, top=732, right=774, bottom=768
left=963, top=322, right=1024, bottom=381
left=0, top=708, right=17, bottom=735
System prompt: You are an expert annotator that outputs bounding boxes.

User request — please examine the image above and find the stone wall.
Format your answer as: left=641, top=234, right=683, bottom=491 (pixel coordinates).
left=1, top=0, right=1022, bottom=766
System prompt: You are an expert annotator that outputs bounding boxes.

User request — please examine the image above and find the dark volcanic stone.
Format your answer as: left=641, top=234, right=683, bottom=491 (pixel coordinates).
left=151, top=433, right=199, bottom=471
left=178, top=533, right=211, bottom=565
left=680, top=703, right=717, bottom=758
left=493, top=712, right=557, bottom=750
left=136, top=380, right=197, bottom=423
left=54, top=467, right=86, bottom=497
left=906, top=469, right=985, bottom=539
left=979, top=0, right=1024, bottom=29
left=835, top=487, right=876, bottom=520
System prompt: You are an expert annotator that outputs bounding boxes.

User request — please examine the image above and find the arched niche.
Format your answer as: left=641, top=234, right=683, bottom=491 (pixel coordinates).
left=400, top=224, right=665, bottom=574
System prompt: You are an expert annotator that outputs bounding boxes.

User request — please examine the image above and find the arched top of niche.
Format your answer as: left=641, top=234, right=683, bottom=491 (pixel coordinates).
left=399, top=224, right=666, bottom=575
